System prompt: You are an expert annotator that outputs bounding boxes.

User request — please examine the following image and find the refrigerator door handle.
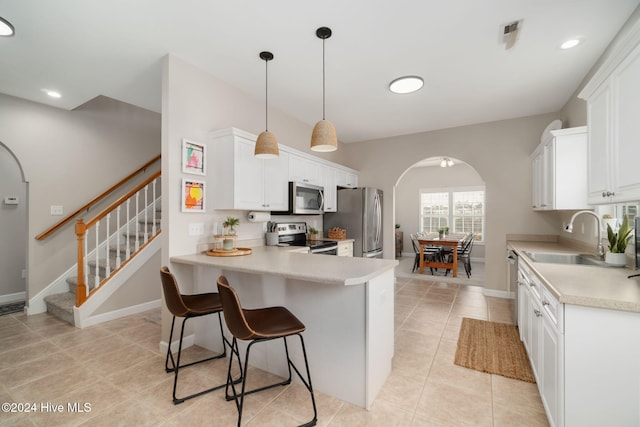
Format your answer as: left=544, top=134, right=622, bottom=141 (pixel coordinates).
left=374, top=193, right=382, bottom=246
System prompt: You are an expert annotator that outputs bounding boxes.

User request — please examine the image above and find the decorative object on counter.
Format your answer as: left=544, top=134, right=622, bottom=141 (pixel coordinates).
left=182, top=139, right=206, bottom=175
left=601, top=213, right=618, bottom=232
left=213, top=234, right=238, bottom=251
left=605, top=214, right=632, bottom=266
left=327, top=227, right=346, bottom=240
left=254, top=51, right=279, bottom=159
left=181, top=178, right=206, bottom=212
left=223, top=216, right=240, bottom=235
left=206, top=247, right=252, bottom=257
left=308, top=227, right=319, bottom=241
left=310, top=26, right=338, bottom=153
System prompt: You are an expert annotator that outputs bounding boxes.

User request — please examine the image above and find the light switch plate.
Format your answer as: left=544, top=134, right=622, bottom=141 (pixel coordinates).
left=189, top=223, right=204, bottom=236
left=50, top=205, right=64, bottom=216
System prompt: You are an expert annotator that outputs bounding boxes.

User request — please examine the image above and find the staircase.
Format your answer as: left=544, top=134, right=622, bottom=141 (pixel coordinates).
left=44, top=213, right=160, bottom=325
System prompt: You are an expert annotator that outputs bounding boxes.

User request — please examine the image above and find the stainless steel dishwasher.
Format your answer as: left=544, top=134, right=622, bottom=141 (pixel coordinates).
left=506, top=249, right=519, bottom=323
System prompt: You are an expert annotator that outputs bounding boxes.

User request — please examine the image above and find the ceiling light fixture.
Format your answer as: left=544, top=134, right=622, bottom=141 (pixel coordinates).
left=0, top=17, right=15, bottom=37
left=389, top=76, right=424, bottom=94
left=43, top=89, right=62, bottom=98
left=440, top=158, right=454, bottom=168
left=254, top=51, right=279, bottom=159
left=560, top=39, right=581, bottom=49
left=310, top=26, right=337, bottom=152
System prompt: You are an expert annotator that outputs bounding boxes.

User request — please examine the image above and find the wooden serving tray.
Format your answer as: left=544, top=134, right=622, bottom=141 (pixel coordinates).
left=206, top=247, right=252, bottom=257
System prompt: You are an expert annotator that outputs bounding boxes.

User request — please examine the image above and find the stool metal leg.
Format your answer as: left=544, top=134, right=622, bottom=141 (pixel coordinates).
left=165, top=313, right=228, bottom=404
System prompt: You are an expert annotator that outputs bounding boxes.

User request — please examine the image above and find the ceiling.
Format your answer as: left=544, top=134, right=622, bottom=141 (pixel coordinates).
left=1, top=1, right=638, bottom=143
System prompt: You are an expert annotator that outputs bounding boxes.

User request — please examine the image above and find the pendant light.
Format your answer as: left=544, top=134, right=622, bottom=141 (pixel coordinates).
left=254, top=51, right=279, bottom=159
left=310, top=27, right=338, bottom=152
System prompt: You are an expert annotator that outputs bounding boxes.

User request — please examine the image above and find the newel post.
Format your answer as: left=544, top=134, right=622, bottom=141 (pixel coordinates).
left=75, top=219, right=88, bottom=306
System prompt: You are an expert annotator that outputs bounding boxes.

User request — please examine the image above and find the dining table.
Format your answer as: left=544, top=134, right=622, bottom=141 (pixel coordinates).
left=417, top=233, right=469, bottom=277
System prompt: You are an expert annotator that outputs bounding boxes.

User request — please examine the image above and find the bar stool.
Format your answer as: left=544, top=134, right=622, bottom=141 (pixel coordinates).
left=216, top=275, right=318, bottom=427
left=160, top=266, right=230, bottom=404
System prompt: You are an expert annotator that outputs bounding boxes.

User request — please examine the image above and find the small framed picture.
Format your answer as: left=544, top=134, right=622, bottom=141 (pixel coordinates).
left=181, top=178, right=206, bottom=213
left=182, top=139, right=206, bottom=176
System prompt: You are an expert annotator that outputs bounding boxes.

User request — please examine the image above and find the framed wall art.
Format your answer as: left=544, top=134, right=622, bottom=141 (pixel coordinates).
left=181, top=178, right=206, bottom=213
left=182, top=139, right=206, bottom=176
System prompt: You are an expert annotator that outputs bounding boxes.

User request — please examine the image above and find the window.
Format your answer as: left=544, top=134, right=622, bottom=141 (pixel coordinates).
left=420, top=187, right=485, bottom=242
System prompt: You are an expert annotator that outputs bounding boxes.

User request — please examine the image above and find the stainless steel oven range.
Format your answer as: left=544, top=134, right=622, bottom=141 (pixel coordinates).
left=276, top=222, right=338, bottom=255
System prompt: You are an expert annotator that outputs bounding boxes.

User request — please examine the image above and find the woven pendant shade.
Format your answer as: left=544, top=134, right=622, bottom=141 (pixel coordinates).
left=310, top=120, right=337, bottom=152
left=255, top=130, right=279, bottom=159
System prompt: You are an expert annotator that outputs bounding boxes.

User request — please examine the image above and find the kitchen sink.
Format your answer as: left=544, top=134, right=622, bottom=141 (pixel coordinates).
left=522, top=251, right=612, bottom=267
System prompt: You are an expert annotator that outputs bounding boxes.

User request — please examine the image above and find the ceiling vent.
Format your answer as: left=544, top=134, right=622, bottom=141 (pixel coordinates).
left=501, top=20, right=522, bottom=50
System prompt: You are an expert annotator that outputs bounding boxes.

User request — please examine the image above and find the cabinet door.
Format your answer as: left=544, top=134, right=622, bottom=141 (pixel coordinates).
left=517, top=271, right=530, bottom=344
left=322, top=166, right=337, bottom=212
left=542, top=315, right=562, bottom=427
left=613, top=44, right=640, bottom=202
left=529, top=295, right=543, bottom=382
left=587, top=83, right=612, bottom=204
left=263, top=151, right=289, bottom=211
left=531, top=150, right=543, bottom=209
left=541, top=141, right=554, bottom=209
left=234, top=139, right=265, bottom=210
left=289, top=154, right=320, bottom=185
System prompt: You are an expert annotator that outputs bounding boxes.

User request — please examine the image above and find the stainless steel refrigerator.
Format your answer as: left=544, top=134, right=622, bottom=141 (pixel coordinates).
left=324, top=187, right=383, bottom=258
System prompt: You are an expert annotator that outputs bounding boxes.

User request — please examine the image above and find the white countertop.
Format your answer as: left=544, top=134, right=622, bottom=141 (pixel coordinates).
left=508, top=240, right=640, bottom=313
left=171, top=245, right=398, bottom=286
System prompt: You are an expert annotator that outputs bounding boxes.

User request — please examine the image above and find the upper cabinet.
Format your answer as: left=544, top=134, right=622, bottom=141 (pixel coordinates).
left=209, top=128, right=358, bottom=212
left=579, top=25, right=640, bottom=204
left=531, top=125, right=589, bottom=211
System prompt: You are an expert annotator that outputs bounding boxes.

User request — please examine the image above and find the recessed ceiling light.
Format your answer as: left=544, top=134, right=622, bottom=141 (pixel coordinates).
left=389, top=76, right=424, bottom=94
left=0, top=17, right=15, bottom=36
left=42, top=89, right=62, bottom=98
left=560, top=39, right=581, bottom=49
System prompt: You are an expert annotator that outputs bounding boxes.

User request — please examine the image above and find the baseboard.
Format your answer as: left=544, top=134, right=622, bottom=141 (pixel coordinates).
left=482, top=288, right=512, bottom=299
left=0, top=291, right=26, bottom=304
left=75, top=299, right=161, bottom=328
left=159, top=334, right=195, bottom=355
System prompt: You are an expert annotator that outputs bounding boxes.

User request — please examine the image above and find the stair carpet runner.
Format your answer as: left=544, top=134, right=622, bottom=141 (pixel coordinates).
left=43, top=217, right=160, bottom=325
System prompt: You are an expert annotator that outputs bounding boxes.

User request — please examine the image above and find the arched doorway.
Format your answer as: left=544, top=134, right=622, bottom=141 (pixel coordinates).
left=0, top=142, right=28, bottom=307
left=394, top=156, right=485, bottom=286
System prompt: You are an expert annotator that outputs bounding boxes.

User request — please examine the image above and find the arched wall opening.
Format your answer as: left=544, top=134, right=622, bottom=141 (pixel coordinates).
left=0, top=141, right=28, bottom=303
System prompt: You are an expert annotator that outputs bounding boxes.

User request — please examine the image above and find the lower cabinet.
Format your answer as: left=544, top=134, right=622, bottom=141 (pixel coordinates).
left=337, top=240, right=353, bottom=257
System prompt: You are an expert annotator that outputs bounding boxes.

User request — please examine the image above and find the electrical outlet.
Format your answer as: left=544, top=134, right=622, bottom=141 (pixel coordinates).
left=50, top=205, right=63, bottom=216
left=189, top=223, right=204, bottom=236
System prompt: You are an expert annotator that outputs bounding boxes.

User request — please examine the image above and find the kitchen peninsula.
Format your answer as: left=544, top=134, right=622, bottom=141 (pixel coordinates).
left=170, top=246, right=398, bottom=409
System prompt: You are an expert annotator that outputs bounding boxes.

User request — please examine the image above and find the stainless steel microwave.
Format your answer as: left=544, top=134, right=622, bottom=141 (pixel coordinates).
left=274, top=182, right=325, bottom=215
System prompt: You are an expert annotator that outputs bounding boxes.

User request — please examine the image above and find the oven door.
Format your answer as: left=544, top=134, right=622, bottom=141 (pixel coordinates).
left=310, top=245, right=338, bottom=255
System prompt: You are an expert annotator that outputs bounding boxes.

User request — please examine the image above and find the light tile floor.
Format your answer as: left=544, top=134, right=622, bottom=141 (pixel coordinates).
left=0, top=275, right=549, bottom=426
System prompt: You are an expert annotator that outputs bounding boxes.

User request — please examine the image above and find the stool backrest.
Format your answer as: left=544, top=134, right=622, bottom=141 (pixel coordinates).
left=160, top=266, right=190, bottom=317
left=217, top=275, right=256, bottom=340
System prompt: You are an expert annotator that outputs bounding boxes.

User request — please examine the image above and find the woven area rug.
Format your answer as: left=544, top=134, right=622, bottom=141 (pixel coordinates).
left=454, top=317, right=535, bottom=383
left=0, top=301, right=25, bottom=316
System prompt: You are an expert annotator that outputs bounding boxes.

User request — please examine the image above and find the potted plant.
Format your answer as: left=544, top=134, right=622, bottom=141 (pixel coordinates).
left=308, top=227, right=319, bottom=241
left=223, top=216, right=240, bottom=235
left=438, top=228, right=446, bottom=239
left=605, top=215, right=632, bottom=266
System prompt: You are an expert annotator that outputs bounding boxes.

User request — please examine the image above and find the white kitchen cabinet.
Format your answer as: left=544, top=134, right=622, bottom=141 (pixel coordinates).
left=517, top=262, right=564, bottom=427
left=210, top=128, right=289, bottom=211
left=289, top=153, right=321, bottom=185
left=336, top=240, right=353, bottom=257
left=336, top=169, right=358, bottom=188
left=322, top=166, right=337, bottom=212
left=579, top=32, right=640, bottom=204
left=531, top=126, right=589, bottom=210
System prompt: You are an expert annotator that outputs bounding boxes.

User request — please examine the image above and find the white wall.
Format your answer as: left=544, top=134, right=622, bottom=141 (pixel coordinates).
left=0, top=93, right=161, bottom=301
left=0, top=143, right=27, bottom=300
left=395, top=162, right=484, bottom=255
left=341, top=114, right=560, bottom=294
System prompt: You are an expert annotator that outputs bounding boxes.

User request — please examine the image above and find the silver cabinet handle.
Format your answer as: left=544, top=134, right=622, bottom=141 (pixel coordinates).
left=534, top=309, right=542, bottom=317
left=542, top=300, right=549, bottom=306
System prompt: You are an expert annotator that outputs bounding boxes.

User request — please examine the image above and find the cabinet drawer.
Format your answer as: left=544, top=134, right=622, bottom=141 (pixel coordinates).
left=541, top=287, right=563, bottom=331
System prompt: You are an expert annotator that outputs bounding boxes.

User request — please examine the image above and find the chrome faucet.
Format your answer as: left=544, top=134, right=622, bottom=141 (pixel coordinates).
left=565, top=210, right=605, bottom=259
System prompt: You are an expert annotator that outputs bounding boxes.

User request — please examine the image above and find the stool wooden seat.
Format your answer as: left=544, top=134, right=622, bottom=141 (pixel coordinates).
left=161, top=266, right=229, bottom=404
left=217, top=275, right=318, bottom=427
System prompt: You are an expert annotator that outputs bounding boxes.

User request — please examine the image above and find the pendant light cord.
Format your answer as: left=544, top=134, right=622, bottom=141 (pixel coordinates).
left=322, top=37, right=326, bottom=120
left=265, top=58, right=269, bottom=131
